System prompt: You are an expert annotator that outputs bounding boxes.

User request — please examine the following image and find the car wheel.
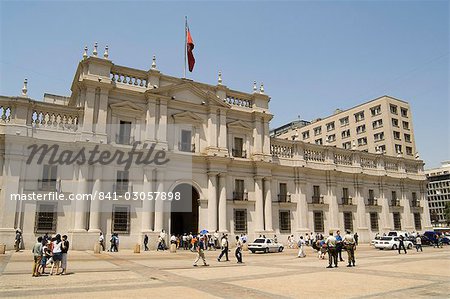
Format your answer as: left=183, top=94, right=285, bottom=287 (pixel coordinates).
left=264, top=248, right=269, bottom=253
left=392, top=244, right=397, bottom=250
left=407, top=244, right=412, bottom=249
left=278, top=246, right=283, bottom=252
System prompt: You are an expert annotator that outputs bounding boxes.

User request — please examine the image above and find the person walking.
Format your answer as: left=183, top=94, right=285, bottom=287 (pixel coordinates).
left=354, top=232, right=359, bottom=246
left=60, top=235, right=69, bottom=275
left=14, top=230, right=22, bottom=252
left=398, top=235, right=407, bottom=254
left=193, top=236, right=209, bottom=267
left=217, top=234, right=229, bottom=262
left=415, top=235, right=423, bottom=252
left=335, top=230, right=344, bottom=262
left=32, top=237, right=43, bottom=277
left=297, top=236, right=306, bottom=258
left=325, top=232, right=338, bottom=268
left=343, top=230, right=356, bottom=267
left=143, top=234, right=149, bottom=251
left=235, top=235, right=243, bottom=263
left=99, top=232, right=105, bottom=251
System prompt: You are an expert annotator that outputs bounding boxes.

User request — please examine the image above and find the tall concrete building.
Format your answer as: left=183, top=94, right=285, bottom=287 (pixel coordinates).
left=0, top=46, right=431, bottom=249
left=273, top=96, right=417, bottom=159
left=426, top=161, right=450, bottom=227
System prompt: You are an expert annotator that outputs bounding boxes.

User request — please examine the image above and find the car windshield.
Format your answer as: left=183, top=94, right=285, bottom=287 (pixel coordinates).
left=253, top=239, right=265, bottom=243
left=380, top=237, right=392, bottom=241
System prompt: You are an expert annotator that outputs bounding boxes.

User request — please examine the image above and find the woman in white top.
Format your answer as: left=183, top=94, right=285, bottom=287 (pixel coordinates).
left=50, top=234, right=62, bottom=275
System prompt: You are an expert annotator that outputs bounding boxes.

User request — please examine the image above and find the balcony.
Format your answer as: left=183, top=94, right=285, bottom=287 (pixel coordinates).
left=179, top=142, right=195, bottom=153
left=233, top=192, right=248, bottom=201
left=311, top=196, right=324, bottom=204
left=390, top=199, right=401, bottom=207
left=367, top=198, right=378, bottom=206
left=278, top=194, right=291, bottom=203
left=341, top=197, right=353, bottom=205
left=232, top=149, right=247, bottom=158
left=115, top=134, right=135, bottom=145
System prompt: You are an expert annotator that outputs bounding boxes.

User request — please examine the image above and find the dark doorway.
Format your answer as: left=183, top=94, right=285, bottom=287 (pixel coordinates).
left=170, top=184, right=199, bottom=235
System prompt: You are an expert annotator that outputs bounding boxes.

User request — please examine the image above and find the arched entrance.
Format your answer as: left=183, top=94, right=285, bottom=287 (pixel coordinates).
left=170, top=184, right=199, bottom=235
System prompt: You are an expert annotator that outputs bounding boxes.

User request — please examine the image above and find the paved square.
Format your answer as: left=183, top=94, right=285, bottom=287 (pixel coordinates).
left=0, top=245, right=449, bottom=298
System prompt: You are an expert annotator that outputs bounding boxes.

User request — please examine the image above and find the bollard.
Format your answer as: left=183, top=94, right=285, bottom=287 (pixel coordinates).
left=170, top=243, right=177, bottom=253
left=134, top=243, right=141, bottom=253
left=0, top=244, right=6, bottom=254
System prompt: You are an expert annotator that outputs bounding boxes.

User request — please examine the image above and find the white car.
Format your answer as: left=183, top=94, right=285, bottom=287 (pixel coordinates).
left=248, top=238, right=284, bottom=253
left=374, top=236, right=413, bottom=250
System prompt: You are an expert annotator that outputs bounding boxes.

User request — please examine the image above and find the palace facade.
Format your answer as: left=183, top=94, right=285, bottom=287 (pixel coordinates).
left=0, top=47, right=432, bottom=249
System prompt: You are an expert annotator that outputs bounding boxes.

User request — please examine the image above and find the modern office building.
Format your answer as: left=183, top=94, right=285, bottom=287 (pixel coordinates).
left=274, top=96, right=418, bottom=159
left=0, top=46, right=431, bottom=249
left=426, top=161, right=450, bottom=226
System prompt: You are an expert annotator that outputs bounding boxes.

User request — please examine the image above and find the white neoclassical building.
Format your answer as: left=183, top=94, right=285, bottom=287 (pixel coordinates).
left=0, top=46, right=432, bottom=249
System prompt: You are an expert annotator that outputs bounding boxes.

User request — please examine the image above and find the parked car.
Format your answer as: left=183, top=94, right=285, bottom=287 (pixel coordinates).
left=424, top=231, right=450, bottom=245
left=248, top=238, right=284, bottom=253
left=374, top=236, right=413, bottom=250
left=370, top=236, right=381, bottom=246
left=387, top=231, right=409, bottom=238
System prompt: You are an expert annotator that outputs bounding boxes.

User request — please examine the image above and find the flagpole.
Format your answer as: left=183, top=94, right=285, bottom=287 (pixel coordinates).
left=184, top=16, right=187, bottom=79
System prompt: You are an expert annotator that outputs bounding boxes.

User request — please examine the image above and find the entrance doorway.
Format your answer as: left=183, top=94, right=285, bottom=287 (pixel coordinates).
left=170, top=184, right=199, bottom=235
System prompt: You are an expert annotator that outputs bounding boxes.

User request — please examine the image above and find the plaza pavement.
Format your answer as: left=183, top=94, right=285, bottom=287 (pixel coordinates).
left=0, top=244, right=449, bottom=298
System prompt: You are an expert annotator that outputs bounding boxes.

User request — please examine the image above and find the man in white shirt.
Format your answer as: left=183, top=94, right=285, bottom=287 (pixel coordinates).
left=99, top=232, right=105, bottom=251
left=325, top=232, right=338, bottom=268
left=217, top=235, right=229, bottom=262
left=415, top=235, right=423, bottom=252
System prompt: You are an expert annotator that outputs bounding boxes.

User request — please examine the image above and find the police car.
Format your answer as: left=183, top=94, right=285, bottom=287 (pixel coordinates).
left=248, top=238, right=284, bottom=253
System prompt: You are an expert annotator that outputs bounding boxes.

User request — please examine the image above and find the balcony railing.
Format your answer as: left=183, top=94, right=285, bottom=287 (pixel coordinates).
left=341, top=197, right=353, bottom=205
left=367, top=198, right=378, bottom=206
left=233, top=192, right=248, bottom=201
left=311, top=196, right=324, bottom=204
left=179, top=142, right=195, bottom=153
left=232, top=149, right=247, bottom=158
left=390, top=199, right=401, bottom=207
left=115, top=134, right=135, bottom=145
left=278, top=194, right=291, bottom=203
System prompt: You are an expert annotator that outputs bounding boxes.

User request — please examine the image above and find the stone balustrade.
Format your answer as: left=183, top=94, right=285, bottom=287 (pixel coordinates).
left=110, top=66, right=148, bottom=88
left=224, top=95, right=253, bottom=108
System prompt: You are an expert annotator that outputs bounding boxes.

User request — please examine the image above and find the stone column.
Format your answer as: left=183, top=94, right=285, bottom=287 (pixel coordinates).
left=208, top=110, right=217, bottom=148
left=141, top=167, right=154, bottom=232
left=207, top=172, right=218, bottom=231
left=327, top=182, right=339, bottom=232
left=296, top=180, right=309, bottom=232
left=145, top=99, right=157, bottom=142
left=74, top=165, right=89, bottom=231
left=401, top=187, right=413, bottom=231
left=218, top=110, right=227, bottom=149
left=262, top=120, right=270, bottom=155
left=253, top=117, right=262, bottom=154
left=82, top=86, right=95, bottom=134
left=421, top=190, right=432, bottom=229
left=154, top=169, right=164, bottom=232
left=355, top=185, right=367, bottom=229
left=88, top=166, right=102, bottom=232
left=218, top=173, right=227, bottom=232
left=379, top=185, right=391, bottom=232
left=157, top=99, right=167, bottom=144
left=254, top=176, right=264, bottom=232
left=95, top=89, right=109, bottom=138
left=263, top=177, right=273, bottom=232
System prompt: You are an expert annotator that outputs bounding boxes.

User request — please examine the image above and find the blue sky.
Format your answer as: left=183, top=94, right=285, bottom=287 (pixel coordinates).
left=1, top=0, right=448, bottom=168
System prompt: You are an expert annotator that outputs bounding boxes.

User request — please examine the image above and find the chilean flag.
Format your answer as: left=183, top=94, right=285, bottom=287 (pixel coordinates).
left=186, top=24, right=195, bottom=72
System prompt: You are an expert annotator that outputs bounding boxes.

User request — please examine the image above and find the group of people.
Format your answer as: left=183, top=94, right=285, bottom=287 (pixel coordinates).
left=31, top=233, right=69, bottom=277
left=97, top=232, right=119, bottom=252
left=194, top=233, right=244, bottom=266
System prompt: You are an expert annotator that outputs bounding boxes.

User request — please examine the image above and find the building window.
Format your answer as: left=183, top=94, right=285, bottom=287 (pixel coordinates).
left=393, top=212, right=401, bottom=230
left=326, top=122, right=335, bottom=131
left=234, top=209, right=247, bottom=232
left=374, top=132, right=384, bottom=142
left=313, top=211, right=324, bottom=233
left=340, top=116, right=349, bottom=127
left=314, top=126, right=322, bottom=136
left=342, top=141, right=351, bottom=149
left=404, top=134, right=411, bottom=143
left=327, top=134, right=336, bottom=142
left=401, top=108, right=408, bottom=118
left=358, top=137, right=367, bottom=146
left=343, top=212, right=353, bottom=232
left=112, top=205, right=130, bottom=234
left=370, top=212, right=379, bottom=230
left=406, top=146, right=413, bottom=156
left=372, top=119, right=383, bottom=129
left=118, top=120, right=132, bottom=144
left=34, top=203, right=57, bottom=233
left=356, top=124, right=366, bottom=134
left=115, top=170, right=129, bottom=194
left=39, top=165, right=57, bottom=191
left=302, top=131, right=310, bottom=140
left=414, top=213, right=421, bottom=230
left=392, top=118, right=399, bottom=127
left=368, top=189, right=377, bottom=205
left=233, top=179, right=247, bottom=200
left=371, top=105, right=381, bottom=116
left=354, top=111, right=365, bottom=122
left=315, top=138, right=323, bottom=145
left=278, top=183, right=289, bottom=202
left=393, top=131, right=401, bottom=140
left=180, top=130, right=194, bottom=152
left=402, top=121, right=409, bottom=130
left=312, top=185, right=323, bottom=203
left=341, top=129, right=350, bottom=139
left=232, top=137, right=245, bottom=158
left=395, top=144, right=402, bottom=154
left=390, top=104, right=398, bottom=114
left=279, top=210, right=291, bottom=233
left=376, top=144, right=386, bottom=153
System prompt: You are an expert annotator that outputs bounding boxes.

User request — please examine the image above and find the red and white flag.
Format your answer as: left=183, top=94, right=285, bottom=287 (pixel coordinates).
left=186, top=22, right=195, bottom=72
